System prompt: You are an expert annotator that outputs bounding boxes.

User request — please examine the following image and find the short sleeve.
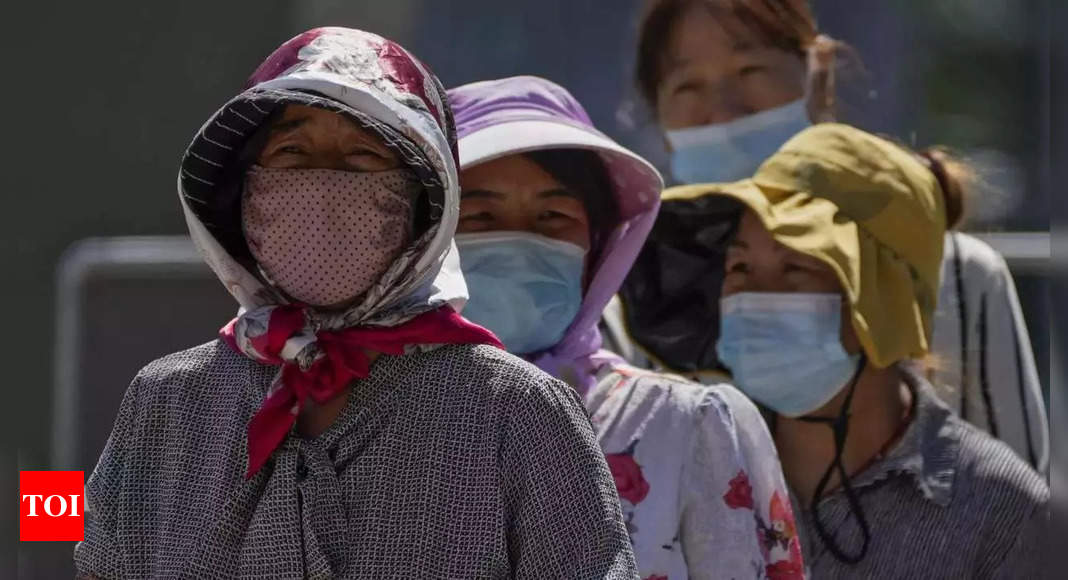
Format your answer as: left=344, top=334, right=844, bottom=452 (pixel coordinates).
left=73, top=374, right=142, bottom=579
left=680, top=386, right=803, bottom=580
left=500, top=377, right=638, bottom=579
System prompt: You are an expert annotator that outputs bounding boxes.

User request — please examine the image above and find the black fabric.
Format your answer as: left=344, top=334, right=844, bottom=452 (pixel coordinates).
left=617, top=195, right=744, bottom=373
left=952, top=232, right=970, bottom=422
left=179, top=88, right=444, bottom=265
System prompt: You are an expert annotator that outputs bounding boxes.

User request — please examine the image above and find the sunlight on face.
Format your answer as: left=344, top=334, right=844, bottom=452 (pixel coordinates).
left=458, top=154, right=591, bottom=251
left=722, top=210, right=859, bottom=352
left=722, top=211, right=840, bottom=296
left=656, top=5, right=806, bottom=131
left=257, top=105, right=400, bottom=171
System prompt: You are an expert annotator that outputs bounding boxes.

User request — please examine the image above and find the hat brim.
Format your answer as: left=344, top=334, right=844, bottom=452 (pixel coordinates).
left=662, top=180, right=899, bottom=369
left=459, top=119, right=662, bottom=218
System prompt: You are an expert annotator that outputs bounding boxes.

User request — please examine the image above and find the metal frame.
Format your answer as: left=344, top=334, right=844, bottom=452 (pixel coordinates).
left=51, top=236, right=209, bottom=470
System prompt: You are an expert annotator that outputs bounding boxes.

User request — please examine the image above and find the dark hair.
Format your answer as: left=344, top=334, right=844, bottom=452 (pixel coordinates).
left=635, top=0, right=818, bottom=107
left=523, top=149, right=620, bottom=260
left=919, top=147, right=971, bottom=229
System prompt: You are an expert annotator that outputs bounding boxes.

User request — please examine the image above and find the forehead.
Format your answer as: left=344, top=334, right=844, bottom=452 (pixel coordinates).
left=274, top=104, right=353, bottom=127
left=733, top=211, right=821, bottom=262
left=460, top=154, right=562, bottom=191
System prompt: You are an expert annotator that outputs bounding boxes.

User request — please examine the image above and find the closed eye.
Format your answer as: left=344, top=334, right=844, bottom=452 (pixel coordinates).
left=728, top=261, right=749, bottom=274
left=673, top=80, right=701, bottom=95
left=538, top=210, right=573, bottom=220
left=459, top=211, right=494, bottom=222
left=276, top=144, right=305, bottom=155
left=738, top=64, right=768, bottom=77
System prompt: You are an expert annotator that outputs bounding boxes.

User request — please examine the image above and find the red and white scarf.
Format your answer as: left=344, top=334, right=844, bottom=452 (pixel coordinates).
left=221, top=305, right=501, bottom=478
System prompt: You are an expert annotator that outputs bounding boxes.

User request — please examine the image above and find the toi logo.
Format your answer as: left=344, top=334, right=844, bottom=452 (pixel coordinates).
left=20, top=471, right=85, bottom=542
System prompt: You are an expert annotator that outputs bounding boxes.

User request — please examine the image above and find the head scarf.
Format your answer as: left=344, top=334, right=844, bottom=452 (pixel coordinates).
left=448, top=76, right=663, bottom=393
left=665, top=123, right=946, bottom=368
left=178, top=27, right=501, bottom=477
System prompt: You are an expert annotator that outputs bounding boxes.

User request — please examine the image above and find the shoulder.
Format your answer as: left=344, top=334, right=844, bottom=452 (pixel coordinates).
left=607, top=366, right=767, bottom=434
left=128, top=339, right=270, bottom=409
left=408, top=343, right=585, bottom=413
left=135, top=339, right=262, bottom=385
left=946, top=232, right=1012, bottom=282
left=952, top=415, right=1048, bottom=513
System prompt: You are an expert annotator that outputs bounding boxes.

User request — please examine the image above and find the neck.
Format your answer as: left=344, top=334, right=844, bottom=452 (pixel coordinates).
left=774, top=363, right=912, bottom=507
left=297, top=350, right=382, bottom=438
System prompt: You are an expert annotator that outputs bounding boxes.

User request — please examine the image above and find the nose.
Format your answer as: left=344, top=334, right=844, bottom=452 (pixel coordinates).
left=698, top=84, right=750, bottom=126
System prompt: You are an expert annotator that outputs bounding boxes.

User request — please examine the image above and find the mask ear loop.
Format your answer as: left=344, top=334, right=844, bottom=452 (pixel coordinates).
left=796, top=353, right=872, bottom=564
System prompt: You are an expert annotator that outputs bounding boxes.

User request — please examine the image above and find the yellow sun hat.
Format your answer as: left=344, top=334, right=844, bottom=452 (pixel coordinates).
left=665, top=123, right=947, bottom=368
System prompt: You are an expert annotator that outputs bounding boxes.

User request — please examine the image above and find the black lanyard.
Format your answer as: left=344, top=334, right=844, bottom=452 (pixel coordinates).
left=797, top=355, right=872, bottom=565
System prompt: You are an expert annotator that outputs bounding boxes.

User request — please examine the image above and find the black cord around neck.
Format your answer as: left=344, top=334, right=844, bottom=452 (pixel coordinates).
left=796, top=354, right=872, bottom=565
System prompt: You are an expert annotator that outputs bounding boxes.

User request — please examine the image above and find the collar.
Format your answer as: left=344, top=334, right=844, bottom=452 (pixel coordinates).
left=847, top=364, right=961, bottom=507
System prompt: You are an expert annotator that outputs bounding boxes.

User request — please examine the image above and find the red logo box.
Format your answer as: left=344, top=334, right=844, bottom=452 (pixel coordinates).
left=20, top=471, right=85, bottom=542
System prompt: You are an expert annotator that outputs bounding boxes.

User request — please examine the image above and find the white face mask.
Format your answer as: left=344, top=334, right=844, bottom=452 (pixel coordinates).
left=715, top=292, right=861, bottom=417
left=665, top=98, right=811, bottom=184
left=242, top=165, right=418, bottom=307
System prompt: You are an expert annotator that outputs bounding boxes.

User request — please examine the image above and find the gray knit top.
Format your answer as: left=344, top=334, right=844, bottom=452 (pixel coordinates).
left=75, top=341, right=637, bottom=579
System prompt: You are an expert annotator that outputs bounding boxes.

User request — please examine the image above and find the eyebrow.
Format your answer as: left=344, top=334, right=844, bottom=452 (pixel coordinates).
left=538, top=188, right=582, bottom=201
left=460, top=188, right=582, bottom=201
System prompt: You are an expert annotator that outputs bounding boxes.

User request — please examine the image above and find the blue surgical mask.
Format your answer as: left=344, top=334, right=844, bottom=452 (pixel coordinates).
left=715, top=292, right=861, bottom=417
left=665, top=98, right=810, bottom=184
left=455, top=231, right=585, bottom=355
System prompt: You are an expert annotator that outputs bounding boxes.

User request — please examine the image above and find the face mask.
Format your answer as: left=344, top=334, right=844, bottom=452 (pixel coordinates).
left=455, top=231, right=585, bottom=355
left=665, top=98, right=810, bottom=184
left=715, top=292, right=860, bottom=417
left=242, top=165, right=418, bottom=307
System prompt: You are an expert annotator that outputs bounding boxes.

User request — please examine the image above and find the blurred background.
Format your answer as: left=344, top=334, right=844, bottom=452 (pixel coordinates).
left=4, top=0, right=1058, bottom=577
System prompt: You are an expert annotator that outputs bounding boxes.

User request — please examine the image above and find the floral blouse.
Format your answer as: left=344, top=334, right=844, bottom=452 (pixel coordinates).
left=586, top=365, right=803, bottom=580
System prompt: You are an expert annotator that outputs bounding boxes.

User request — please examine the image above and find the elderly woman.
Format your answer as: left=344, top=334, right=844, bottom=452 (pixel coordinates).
left=685, top=123, right=1047, bottom=576
left=448, top=76, right=801, bottom=580
left=75, top=28, right=636, bottom=579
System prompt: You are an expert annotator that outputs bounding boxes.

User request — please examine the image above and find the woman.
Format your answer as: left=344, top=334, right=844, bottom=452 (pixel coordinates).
left=679, top=122, right=1048, bottom=576
left=75, top=28, right=637, bottom=579
left=606, top=0, right=1049, bottom=473
left=448, top=75, right=803, bottom=580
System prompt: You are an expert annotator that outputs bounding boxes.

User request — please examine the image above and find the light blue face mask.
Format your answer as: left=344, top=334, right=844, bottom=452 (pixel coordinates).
left=715, top=292, right=861, bottom=417
left=455, top=231, right=585, bottom=355
left=665, top=98, right=810, bottom=184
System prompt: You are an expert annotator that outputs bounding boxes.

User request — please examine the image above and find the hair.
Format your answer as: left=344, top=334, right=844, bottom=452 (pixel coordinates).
left=917, top=147, right=972, bottom=230
left=522, top=149, right=620, bottom=261
left=635, top=0, right=818, bottom=107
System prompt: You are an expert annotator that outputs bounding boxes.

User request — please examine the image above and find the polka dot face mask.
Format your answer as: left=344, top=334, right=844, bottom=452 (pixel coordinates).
left=242, top=165, right=420, bottom=308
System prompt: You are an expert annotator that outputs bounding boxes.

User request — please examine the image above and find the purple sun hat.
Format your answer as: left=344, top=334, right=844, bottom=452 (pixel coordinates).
left=447, top=76, right=663, bottom=393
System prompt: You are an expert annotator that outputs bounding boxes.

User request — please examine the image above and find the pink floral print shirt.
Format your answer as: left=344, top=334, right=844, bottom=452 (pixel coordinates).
left=586, top=366, right=804, bottom=580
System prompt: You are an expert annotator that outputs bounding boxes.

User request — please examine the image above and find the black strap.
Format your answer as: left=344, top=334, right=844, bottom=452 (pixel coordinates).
left=797, top=355, right=872, bottom=565
left=978, top=294, right=999, bottom=438
left=952, top=233, right=970, bottom=422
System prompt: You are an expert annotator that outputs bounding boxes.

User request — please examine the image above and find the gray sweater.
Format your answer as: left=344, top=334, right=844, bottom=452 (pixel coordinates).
left=75, top=341, right=637, bottom=579
left=798, top=367, right=1049, bottom=579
